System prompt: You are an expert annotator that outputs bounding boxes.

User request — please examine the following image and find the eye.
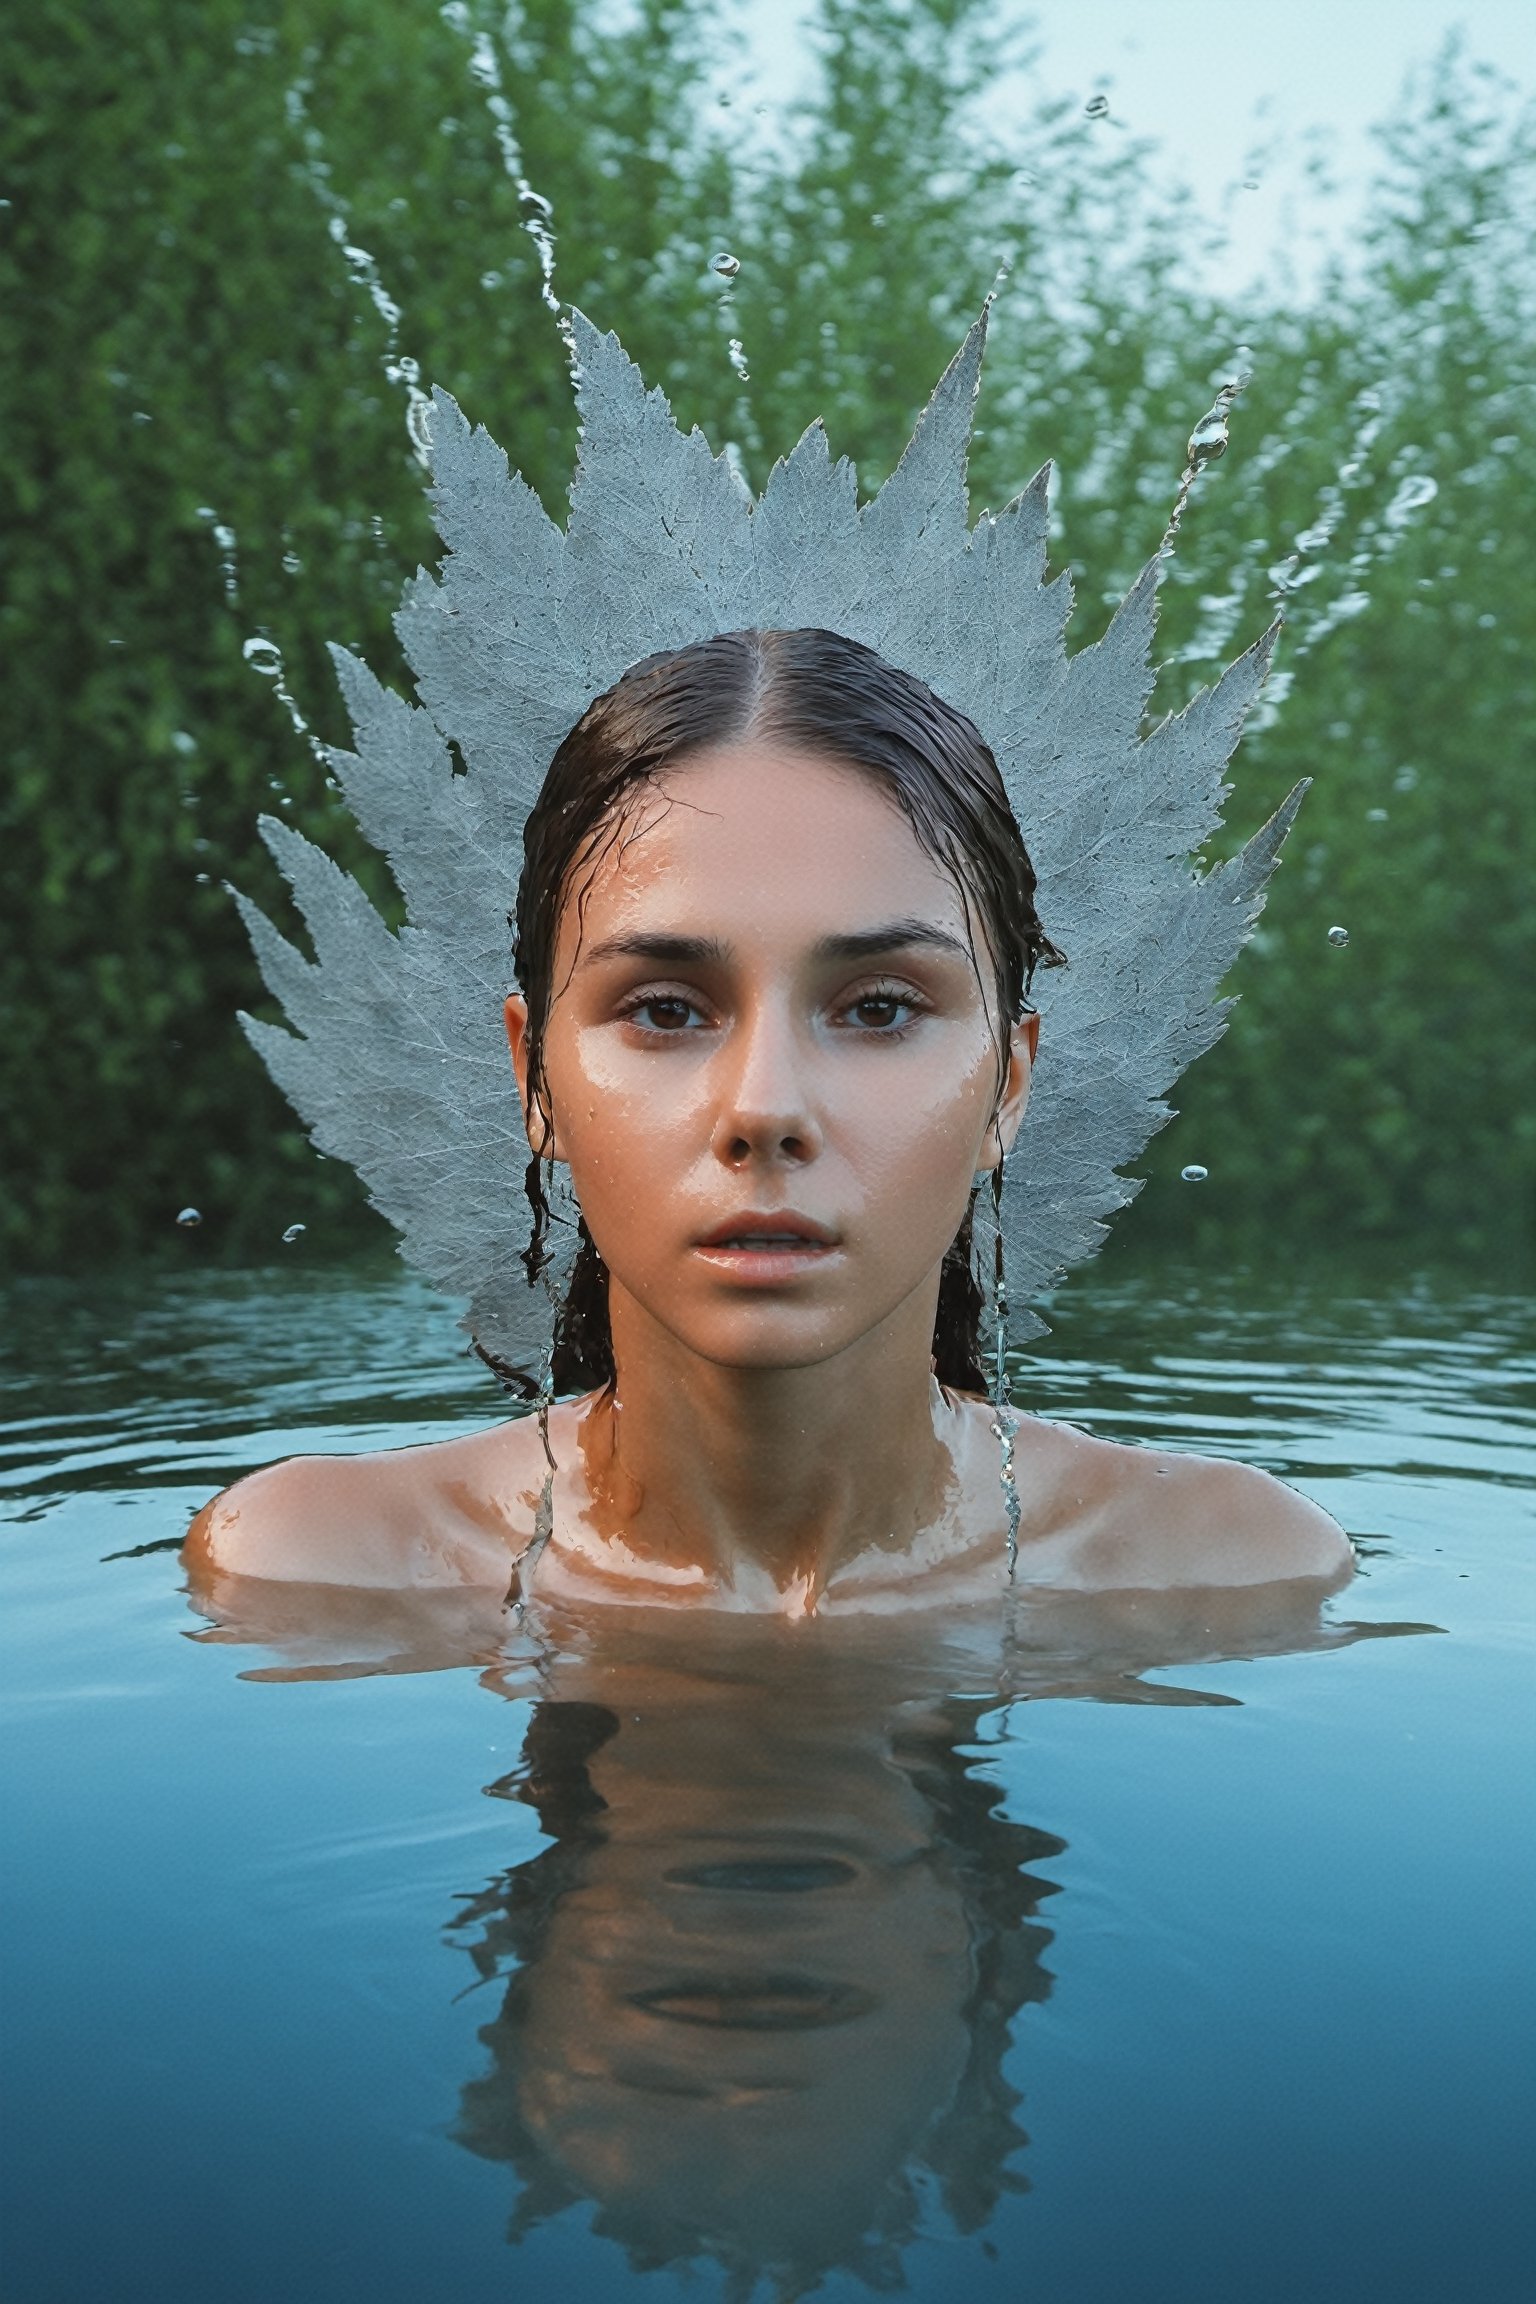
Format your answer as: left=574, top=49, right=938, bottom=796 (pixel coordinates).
left=620, top=991, right=706, bottom=1034
left=839, top=983, right=926, bottom=1034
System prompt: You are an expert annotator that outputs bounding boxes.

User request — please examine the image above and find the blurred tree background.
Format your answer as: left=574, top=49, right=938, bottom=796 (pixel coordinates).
left=2, top=0, right=1531, bottom=1274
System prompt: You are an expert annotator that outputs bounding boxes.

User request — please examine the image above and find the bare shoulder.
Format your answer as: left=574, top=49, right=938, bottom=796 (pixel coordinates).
left=183, top=1407, right=562, bottom=1590
left=1007, top=1412, right=1354, bottom=1592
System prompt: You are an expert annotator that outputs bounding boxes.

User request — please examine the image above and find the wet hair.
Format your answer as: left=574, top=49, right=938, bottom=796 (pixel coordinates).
left=506, top=628, right=1063, bottom=1397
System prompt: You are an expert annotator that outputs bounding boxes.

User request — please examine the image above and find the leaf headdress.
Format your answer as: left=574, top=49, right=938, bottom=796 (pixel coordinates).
left=237, top=307, right=1300, bottom=1376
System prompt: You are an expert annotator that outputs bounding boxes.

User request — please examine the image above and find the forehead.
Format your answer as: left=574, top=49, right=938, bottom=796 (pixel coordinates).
left=559, top=741, right=968, bottom=949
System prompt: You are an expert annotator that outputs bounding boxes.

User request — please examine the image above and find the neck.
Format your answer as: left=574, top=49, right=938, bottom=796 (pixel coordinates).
left=581, top=1283, right=954, bottom=1605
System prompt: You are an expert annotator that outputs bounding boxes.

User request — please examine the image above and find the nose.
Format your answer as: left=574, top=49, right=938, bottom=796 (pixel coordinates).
left=710, top=998, right=825, bottom=1171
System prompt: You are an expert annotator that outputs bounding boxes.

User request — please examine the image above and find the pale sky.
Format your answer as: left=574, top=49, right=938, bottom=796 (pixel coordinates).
left=738, top=0, right=1533, bottom=296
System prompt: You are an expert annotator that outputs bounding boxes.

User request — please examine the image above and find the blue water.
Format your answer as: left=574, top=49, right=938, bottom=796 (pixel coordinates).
left=1, top=1257, right=1532, bottom=2303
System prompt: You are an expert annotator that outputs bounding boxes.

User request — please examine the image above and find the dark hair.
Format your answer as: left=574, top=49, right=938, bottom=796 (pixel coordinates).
left=505, top=628, right=1063, bottom=1397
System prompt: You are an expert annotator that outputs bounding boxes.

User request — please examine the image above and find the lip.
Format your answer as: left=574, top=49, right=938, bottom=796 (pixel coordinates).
left=695, top=1212, right=838, bottom=1249
left=693, top=1211, right=841, bottom=1285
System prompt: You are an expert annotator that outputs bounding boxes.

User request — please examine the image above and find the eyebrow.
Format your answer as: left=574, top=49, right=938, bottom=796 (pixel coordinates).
left=578, top=919, right=973, bottom=970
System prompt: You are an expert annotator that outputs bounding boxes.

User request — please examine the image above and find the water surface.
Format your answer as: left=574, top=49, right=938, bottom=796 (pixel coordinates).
left=1, top=1256, right=1531, bottom=2303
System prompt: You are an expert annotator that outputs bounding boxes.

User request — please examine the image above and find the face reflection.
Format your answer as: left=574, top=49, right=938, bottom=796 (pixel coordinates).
left=507, top=742, right=1034, bottom=1373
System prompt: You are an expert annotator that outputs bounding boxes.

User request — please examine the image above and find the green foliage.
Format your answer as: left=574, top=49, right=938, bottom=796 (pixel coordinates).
left=1, top=2, right=1530, bottom=1270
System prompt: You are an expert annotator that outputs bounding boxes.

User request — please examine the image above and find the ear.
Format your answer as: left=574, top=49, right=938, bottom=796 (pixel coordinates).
left=977, top=1011, right=1039, bottom=1172
left=503, top=994, right=561, bottom=1161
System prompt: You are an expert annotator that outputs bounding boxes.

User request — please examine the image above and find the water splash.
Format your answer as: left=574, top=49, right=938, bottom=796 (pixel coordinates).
left=441, top=3, right=568, bottom=345
left=196, top=508, right=240, bottom=604
left=1160, top=375, right=1247, bottom=558
left=242, top=634, right=331, bottom=768
left=284, top=73, right=430, bottom=468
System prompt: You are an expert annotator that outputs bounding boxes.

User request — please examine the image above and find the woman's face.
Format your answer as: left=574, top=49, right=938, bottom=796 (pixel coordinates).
left=506, top=742, right=1036, bottom=1374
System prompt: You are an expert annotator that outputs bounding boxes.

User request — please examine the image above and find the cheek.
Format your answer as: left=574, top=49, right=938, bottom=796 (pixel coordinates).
left=836, top=1033, right=998, bottom=1227
left=543, top=1026, right=707, bottom=1212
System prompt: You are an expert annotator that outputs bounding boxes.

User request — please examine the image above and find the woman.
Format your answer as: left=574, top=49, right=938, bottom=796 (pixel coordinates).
left=187, top=628, right=1350, bottom=1611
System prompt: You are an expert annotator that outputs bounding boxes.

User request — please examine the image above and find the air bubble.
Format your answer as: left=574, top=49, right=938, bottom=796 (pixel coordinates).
left=710, top=251, right=741, bottom=277
left=1327, top=924, right=1350, bottom=947
left=281, top=1223, right=307, bottom=1244
left=176, top=1206, right=203, bottom=1228
left=1180, top=1164, right=1209, bottom=1184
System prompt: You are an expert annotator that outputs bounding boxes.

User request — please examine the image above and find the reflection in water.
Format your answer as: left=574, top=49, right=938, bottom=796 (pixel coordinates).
left=447, top=1643, right=1064, bottom=2293
left=180, top=1578, right=1432, bottom=2292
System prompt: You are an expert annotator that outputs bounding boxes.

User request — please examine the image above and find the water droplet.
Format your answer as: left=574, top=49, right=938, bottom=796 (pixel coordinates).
left=281, top=1223, right=306, bottom=1245
left=871, top=212, right=886, bottom=227
left=1180, top=1164, right=1209, bottom=1184
left=171, top=730, right=197, bottom=755
left=480, top=269, right=501, bottom=290
left=406, top=387, right=434, bottom=462
left=1384, top=472, right=1437, bottom=528
left=1366, top=807, right=1389, bottom=822
left=1241, top=178, right=1260, bottom=191
left=194, top=872, right=210, bottom=885
left=727, top=336, right=750, bottom=381
left=1186, top=405, right=1230, bottom=464
left=176, top=1206, right=203, bottom=1228
left=242, top=636, right=283, bottom=677
left=212, top=524, right=237, bottom=551
left=710, top=250, right=741, bottom=277
left=1393, top=764, right=1419, bottom=792
left=1294, top=522, right=1332, bottom=553
left=132, top=410, right=152, bottom=425
left=281, top=550, right=302, bottom=575
left=1085, top=93, right=1110, bottom=118
left=520, top=186, right=553, bottom=219
left=1327, top=924, right=1350, bottom=947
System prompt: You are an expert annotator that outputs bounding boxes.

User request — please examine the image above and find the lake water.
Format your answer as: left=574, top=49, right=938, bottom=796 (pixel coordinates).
left=1, top=1254, right=1531, bottom=2303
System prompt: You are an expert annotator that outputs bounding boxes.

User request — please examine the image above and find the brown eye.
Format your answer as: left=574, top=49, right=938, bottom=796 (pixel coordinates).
left=844, top=988, right=920, bottom=1032
left=856, top=995, right=903, bottom=1027
left=631, top=995, right=699, bottom=1032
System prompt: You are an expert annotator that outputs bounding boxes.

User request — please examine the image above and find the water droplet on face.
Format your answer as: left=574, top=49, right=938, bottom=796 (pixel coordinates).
left=1327, top=924, right=1350, bottom=946
left=1180, top=1164, right=1209, bottom=1184
left=710, top=250, right=741, bottom=277
left=1085, top=93, right=1110, bottom=118
left=242, top=636, right=283, bottom=677
left=176, top=1206, right=203, bottom=1228
left=281, top=1223, right=306, bottom=1244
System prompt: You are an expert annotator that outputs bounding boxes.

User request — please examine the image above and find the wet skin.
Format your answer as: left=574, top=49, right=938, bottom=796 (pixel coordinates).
left=186, top=742, right=1353, bottom=1612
